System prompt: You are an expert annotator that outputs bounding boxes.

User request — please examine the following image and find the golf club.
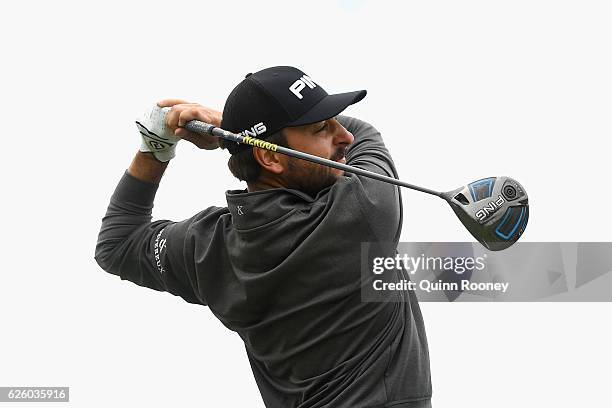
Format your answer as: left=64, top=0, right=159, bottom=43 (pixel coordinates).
left=183, top=121, right=529, bottom=251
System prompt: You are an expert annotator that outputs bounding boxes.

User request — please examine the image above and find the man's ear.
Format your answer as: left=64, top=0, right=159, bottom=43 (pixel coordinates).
left=252, top=148, right=285, bottom=174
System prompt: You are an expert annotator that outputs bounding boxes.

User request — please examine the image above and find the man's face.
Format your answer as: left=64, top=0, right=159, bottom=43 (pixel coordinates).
left=280, top=117, right=354, bottom=196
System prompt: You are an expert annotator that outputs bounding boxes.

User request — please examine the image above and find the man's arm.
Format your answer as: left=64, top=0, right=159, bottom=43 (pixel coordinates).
left=339, top=115, right=399, bottom=179
left=94, top=100, right=222, bottom=304
left=127, top=151, right=168, bottom=184
left=336, top=115, right=403, bottom=243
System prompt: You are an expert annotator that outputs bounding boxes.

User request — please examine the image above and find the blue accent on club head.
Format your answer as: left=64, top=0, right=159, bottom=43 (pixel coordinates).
left=520, top=210, right=528, bottom=231
left=495, top=206, right=526, bottom=240
left=469, top=178, right=495, bottom=201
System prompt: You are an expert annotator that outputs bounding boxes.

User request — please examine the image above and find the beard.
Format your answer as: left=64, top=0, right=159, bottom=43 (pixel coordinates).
left=284, top=146, right=347, bottom=197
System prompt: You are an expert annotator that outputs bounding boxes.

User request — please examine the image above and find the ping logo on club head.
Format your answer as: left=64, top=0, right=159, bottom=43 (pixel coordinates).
left=289, top=75, right=317, bottom=99
left=241, top=122, right=267, bottom=137
left=475, top=195, right=506, bottom=222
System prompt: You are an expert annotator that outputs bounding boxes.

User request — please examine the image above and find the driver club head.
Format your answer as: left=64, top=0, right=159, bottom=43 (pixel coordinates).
left=442, top=177, right=529, bottom=251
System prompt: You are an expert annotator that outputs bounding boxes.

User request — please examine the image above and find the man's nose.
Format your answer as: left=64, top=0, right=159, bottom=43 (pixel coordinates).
left=333, top=122, right=354, bottom=146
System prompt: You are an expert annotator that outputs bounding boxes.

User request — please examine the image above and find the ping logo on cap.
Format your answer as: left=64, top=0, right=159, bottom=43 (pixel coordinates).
left=240, top=122, right=267, bottom=137
left=238, top=122, right=278, bottom=151
left=289, top=75, right=317, bottom=99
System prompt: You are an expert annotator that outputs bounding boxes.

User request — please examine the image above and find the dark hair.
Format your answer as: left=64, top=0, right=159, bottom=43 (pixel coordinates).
left=219, top=130, right=288, bottom=182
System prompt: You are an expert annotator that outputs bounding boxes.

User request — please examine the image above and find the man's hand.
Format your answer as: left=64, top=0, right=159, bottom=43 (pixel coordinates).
left=136, top=105, right=180, bottom=162
left=129, top=100, right=222, bottom=183
left=158, top=99, right=222, bottom=150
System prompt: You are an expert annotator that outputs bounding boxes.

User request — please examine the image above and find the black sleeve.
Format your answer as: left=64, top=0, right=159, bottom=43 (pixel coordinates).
left=94, top=171, right=206, bottom=305
left=336, top=115, right=403, bottom=243
left=339, top=115, right=399, bottom=179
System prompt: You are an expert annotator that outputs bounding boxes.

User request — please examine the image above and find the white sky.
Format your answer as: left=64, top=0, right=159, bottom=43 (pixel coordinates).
left=1, top=1, right=611, bottom=406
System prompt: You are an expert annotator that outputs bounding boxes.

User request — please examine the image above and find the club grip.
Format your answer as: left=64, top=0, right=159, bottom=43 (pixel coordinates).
left=184, top=120, right=216, bottom=135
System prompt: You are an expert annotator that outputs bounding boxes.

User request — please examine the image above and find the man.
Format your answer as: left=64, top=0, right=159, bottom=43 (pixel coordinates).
left=95, top=66, right=431, bottom=407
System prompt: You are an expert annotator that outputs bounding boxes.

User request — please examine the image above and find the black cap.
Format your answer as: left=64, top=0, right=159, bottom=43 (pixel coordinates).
left=220, top=66, right=367, bottom=154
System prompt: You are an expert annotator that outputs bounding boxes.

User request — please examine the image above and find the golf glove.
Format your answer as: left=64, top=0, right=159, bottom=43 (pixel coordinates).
left=136, top=105, right=180, bottom=162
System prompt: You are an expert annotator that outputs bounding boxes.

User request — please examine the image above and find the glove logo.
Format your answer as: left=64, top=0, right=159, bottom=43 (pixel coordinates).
left=149, top=140, right=166, bottom=150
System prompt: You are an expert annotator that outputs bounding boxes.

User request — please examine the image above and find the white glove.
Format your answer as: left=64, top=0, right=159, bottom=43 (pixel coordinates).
left=136, top=105, right=180, bottom=162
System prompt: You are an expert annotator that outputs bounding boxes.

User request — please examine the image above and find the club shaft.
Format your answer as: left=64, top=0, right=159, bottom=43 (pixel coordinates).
left=184, top=121, right=444, bottom=198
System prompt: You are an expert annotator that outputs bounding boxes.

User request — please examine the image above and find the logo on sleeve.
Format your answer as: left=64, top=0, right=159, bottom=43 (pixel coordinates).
left=154, top=228, right=167, bottom=275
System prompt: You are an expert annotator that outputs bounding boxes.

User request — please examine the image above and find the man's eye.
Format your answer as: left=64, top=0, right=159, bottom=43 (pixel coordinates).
left=317, top=122, right=327, bottom=133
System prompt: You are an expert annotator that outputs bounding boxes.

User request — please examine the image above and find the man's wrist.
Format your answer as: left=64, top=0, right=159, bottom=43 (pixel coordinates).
left=127, top=151, right=169, bottom=184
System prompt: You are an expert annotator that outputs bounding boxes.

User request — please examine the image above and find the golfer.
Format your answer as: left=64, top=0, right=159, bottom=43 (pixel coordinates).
left=95, top=66, right=432, bottom=407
